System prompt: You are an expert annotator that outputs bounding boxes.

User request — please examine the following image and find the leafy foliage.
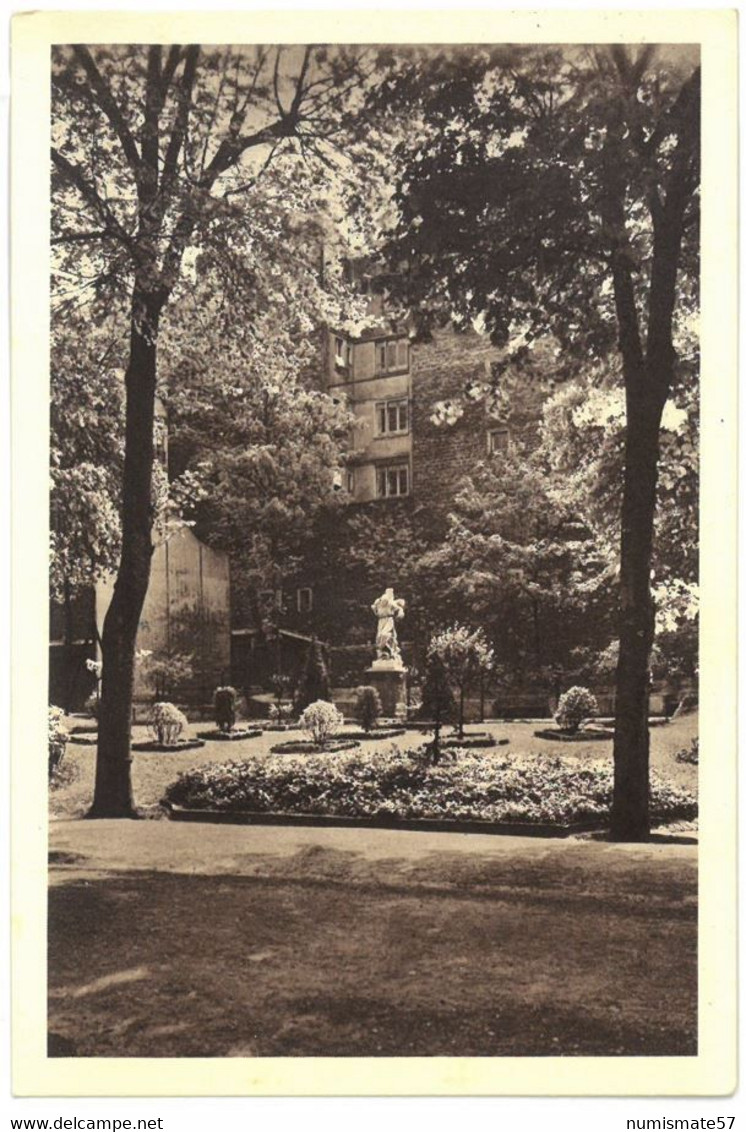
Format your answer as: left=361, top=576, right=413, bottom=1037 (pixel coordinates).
left=163, top=747, right=697, bottom=826
left=355, top=685, right=382, bottom=733
left=149, top=702, right=188, bottom=747
left=49, top=307, right=126, bottom=600
left=295, top=638, right=332, bottom=712
left=555, top=686, right=599, bottom=734
left=139, top=650, right=194, bottom=703
left=50, top=42, right=384, bottom=815
left=299, top=700, right=344, bottom=747
left=48, top=705, right=69, bottom=780
left=418, top=650, right=456, bottom=760
left=416, top=452, right=614, bottom=684
left=427, top=625, right=494, bottom=738
left=369, top=44, right=700, bottom=839
left=214, top=686, right=238, bottom=733
left=675, top=737, right=698, bottom=766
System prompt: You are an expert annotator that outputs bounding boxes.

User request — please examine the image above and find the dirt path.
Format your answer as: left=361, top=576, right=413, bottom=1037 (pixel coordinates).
left=49, top=820, right=697, bottom=1058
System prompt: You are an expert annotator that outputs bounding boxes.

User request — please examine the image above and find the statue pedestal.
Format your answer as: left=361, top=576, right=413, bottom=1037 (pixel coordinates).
left=365, top=660, right=408, bottom=719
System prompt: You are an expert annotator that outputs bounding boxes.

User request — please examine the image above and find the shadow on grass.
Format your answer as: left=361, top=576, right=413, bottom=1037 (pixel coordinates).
left=48, top=864, right=697, bottom=1059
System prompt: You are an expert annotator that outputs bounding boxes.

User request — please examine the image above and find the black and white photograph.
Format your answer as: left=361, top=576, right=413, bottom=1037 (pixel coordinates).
left=7, top=4, right=738, bottom=1101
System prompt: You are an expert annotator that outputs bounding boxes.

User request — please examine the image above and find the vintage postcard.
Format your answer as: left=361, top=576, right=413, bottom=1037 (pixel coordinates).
left=10, top=7, right=738, bottom=1097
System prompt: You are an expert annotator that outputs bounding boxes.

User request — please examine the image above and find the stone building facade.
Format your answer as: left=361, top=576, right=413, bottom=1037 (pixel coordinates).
left=233, top=317, right=550, bottom=690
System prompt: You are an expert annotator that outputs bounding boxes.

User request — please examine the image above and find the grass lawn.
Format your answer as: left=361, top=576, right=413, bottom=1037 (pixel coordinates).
left=48, top=821, right=697, bottom=1058
left=51, top=711, right=698, bottom=821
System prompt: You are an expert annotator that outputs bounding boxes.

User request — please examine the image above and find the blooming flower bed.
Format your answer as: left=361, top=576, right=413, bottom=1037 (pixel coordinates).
left=162, top=747, right=697, bottom=828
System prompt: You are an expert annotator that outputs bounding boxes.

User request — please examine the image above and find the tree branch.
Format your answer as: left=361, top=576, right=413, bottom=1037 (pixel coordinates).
left=51, top=229, right=121, bottom=245
left=51, top=148, right=133, bottom=246
left=71, top=46, right=142, bottom=176
left=161, top=45, right=200, bottom=201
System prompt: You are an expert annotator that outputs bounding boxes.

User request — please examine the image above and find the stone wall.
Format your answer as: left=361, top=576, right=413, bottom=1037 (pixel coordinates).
left=95, top=526, right=231, bottom=704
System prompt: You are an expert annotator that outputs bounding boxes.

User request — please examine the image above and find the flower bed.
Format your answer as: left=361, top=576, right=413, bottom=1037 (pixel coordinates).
left=269, top=739, right=361, bottom=755
left=163, top=748, right=697, bottom=828
left=534, top=728, right=615, bottom=742
left=442, top=735, right=506, bottom=750
left=197, top=728, right=263, bottom=742
left=132, top=738, right=206, bottom=753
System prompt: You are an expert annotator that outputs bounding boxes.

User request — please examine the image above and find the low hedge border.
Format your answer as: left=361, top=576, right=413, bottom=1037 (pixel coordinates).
left=534, top=728, right=615, bottom=742
left=197, top=728, right=263, bottom=742
left=343, top=727, right=407, bottom=741
left=269, top=739, right=361, bottom=755
left=132, top=738, right=207, bottom=753
left=165, top=802, right=607, bottom=839
left=68, top=734, right=98, bottom=746
left=442, top=736, right=508, bottom=750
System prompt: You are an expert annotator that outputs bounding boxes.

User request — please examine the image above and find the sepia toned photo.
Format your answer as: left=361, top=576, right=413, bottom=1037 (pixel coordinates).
left=10, top=7, right=737, bottom=1098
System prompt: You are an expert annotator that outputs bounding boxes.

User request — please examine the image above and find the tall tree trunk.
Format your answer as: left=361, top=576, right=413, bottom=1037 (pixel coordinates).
left=610, top=386, right=665, bottom=841
left=62, top=579, right=75, bottom=713
left=89, top=288, right=163, bottom=818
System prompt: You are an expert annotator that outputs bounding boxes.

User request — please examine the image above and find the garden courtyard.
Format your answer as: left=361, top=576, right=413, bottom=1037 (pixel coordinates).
left=48, top=713, right=697, bottom=1058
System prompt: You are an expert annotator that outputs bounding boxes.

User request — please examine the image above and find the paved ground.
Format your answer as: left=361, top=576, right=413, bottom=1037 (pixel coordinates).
left=48, top=820, right=697, bottom=1058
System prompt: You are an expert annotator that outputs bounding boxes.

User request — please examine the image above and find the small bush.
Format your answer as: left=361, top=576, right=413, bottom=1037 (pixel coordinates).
left=149, top=702, right=188, bottom=747
left=675, top=737, right=699, bottom=765
left=48, top=705, right=68, bottom=780
left=299, top=699, right=344, bottom=747
left=355, top=685, right=382, bottom=733
left=295, top=638, right=332, bottom=713
left=555, top=686, right=598, bottom=734
left=214, top=685, right=237, bottom=733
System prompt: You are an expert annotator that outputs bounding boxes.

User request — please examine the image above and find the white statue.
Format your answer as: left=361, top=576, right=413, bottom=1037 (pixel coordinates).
left=372, top=587, right=406, bottom=663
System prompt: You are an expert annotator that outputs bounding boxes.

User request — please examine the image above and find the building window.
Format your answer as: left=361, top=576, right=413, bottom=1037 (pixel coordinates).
left=334, top=336, right=351, bottom=371
left=346, top=469, right=355, bottom=494
left=297, top=587, right=313, bottom=613
left=376, top=462, right=410, bottom=498
left=376, top=397, right=409, bottom=436
left=375, top=337, right=409, bottom=375
left=487, top=427, right=510, bottom=455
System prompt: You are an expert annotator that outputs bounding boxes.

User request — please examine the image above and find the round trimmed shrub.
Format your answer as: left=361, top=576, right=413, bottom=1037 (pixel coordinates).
left=149, top=702, right=188, bottom=747
left=299, top=699, right=344, bottom=747
left=555, top=686, right=598, bottom=734
left=355, top=685, right=382, bottom=733
left=214, top=685, right=237, bottom=733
